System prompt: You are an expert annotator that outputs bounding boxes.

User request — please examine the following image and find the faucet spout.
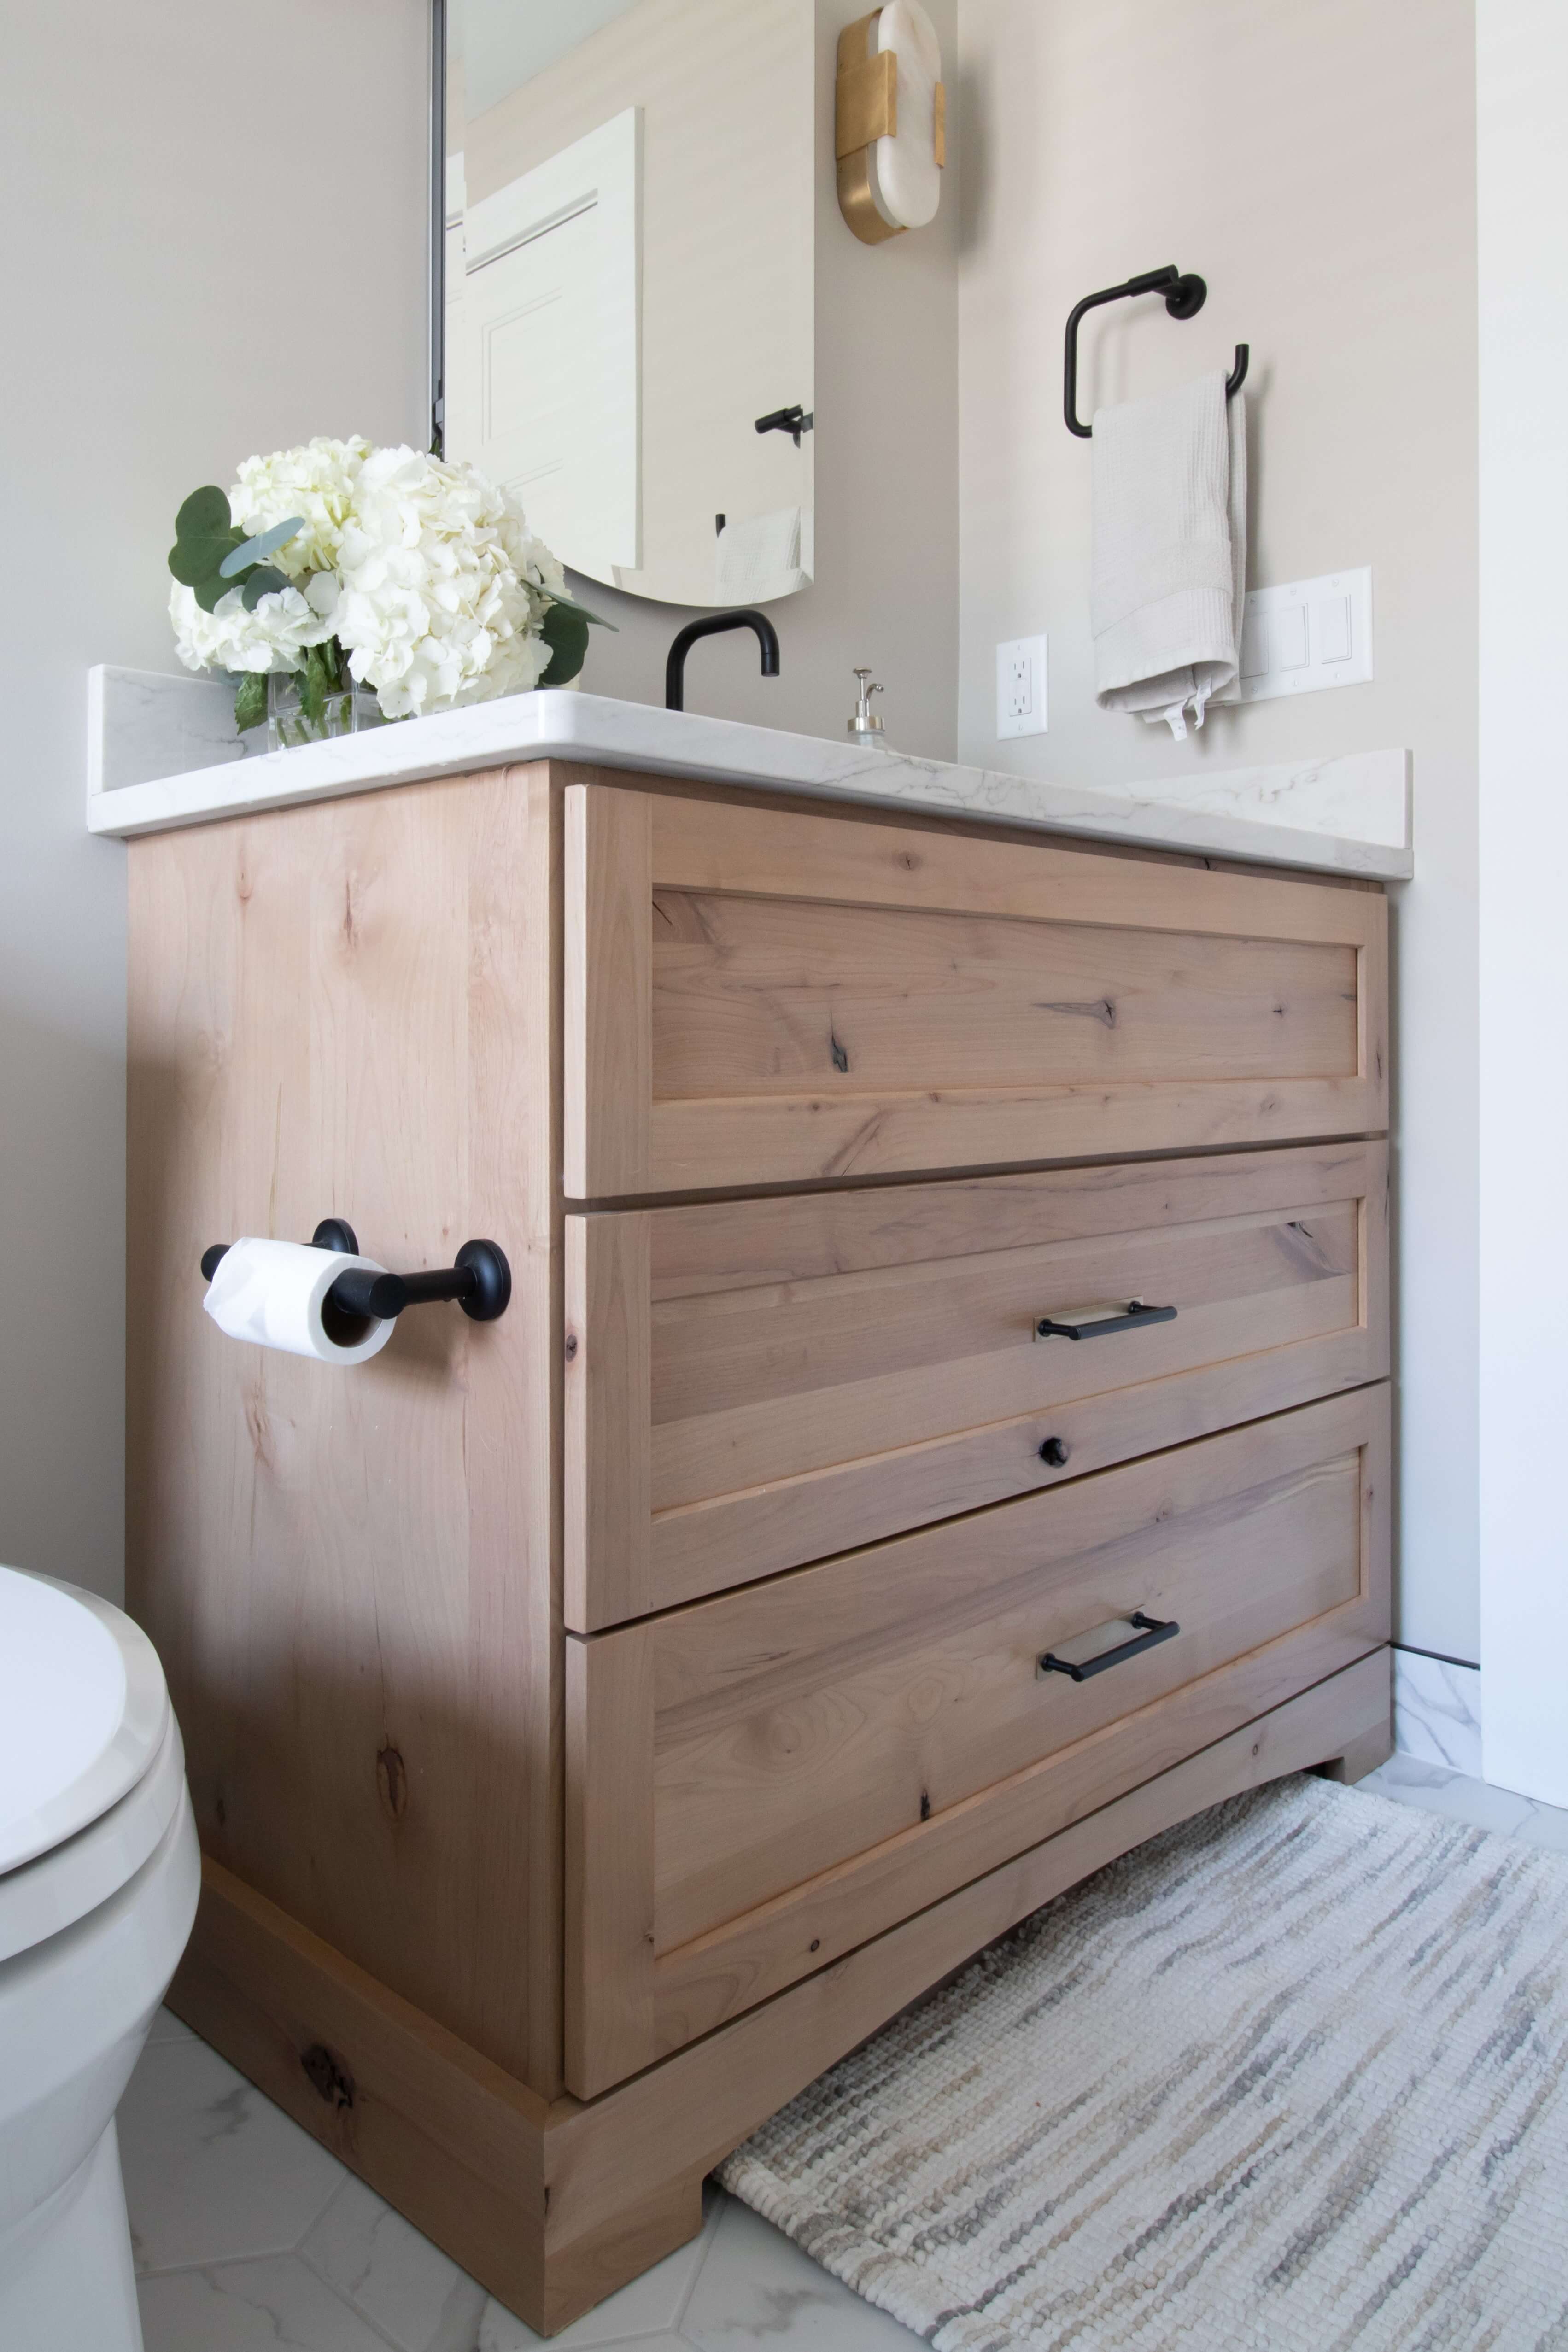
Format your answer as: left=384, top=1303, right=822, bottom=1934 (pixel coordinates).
left=666, top=609, right=781, bottom=711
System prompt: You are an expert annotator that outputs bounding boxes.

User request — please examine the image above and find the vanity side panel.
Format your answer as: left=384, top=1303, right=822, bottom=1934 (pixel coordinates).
left=126, top=763, right=564, bottom=2095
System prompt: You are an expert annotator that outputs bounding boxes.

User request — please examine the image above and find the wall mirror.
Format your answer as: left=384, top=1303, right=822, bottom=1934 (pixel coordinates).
left=436, top=0, right=816, bottom=610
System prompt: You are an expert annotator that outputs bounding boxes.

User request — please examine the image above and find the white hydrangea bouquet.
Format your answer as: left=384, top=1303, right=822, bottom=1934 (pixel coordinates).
left=168, top=436, right=610, bottom=739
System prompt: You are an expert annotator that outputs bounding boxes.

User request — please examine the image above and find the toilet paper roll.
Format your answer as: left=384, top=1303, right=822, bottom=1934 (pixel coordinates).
left=202, top=1237, right=396, bottom=1365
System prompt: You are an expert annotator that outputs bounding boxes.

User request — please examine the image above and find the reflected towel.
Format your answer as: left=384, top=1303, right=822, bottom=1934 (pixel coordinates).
left=1092, top=373, right=1246, bottom=739
left=716, top=507, right=807, bottom=604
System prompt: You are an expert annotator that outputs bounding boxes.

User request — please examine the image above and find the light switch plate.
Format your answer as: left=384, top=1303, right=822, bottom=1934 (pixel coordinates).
left=1233, top=567, right=1373, bottom=702
left=996, top=634, right=1048, bottom=738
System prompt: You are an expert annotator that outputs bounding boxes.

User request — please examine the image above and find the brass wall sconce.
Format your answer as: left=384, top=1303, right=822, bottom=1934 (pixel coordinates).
left=836, top=2, right=945, bottom=246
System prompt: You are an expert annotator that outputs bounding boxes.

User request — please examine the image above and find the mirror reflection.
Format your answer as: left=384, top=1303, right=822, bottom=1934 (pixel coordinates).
left=443, top=0, right=815, bottom=609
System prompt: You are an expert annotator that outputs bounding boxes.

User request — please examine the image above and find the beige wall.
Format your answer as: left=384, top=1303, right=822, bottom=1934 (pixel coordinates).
left=572, top=0, right=961, bottom=759
left=0, top=0, right=429, bottom=1603
left=955, top=0, right=1480, bottom=1661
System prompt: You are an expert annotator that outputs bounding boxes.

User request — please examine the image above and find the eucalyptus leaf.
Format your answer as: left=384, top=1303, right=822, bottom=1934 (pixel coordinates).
left=221, top=516, right=306, bottom=577
left=240, top=564, right=291, bottom=611
left=233, top=672, right=268, bottom=735
left=175, top=485, right=233, bottom=541
left=538, top=601, right=591, bottom=686
left=170, top=486, right=242, bottom=581
left=546, top=592, right=616, bottom=631
left=192, top=572, right=240, bottom=614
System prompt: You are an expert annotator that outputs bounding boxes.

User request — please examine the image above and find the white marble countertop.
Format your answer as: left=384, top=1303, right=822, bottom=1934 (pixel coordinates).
left=85, top=667, right=1412, bottom=878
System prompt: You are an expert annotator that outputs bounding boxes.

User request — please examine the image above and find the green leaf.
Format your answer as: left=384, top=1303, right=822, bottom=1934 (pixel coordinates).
left=221, top=516, right=306, bottom=577
left=546, top=592, right=616, bottom=632
left=233, top=672, right=268, bottom=734
left=240, top=564, right=291, bottom=610
left=170, top=485, right=246, bottom=588
left=175, top=485, right=233, bottom=541
left=538, top=601, right=591, bottom=686
left=192, top=571, right=239, bottom=613
left=297, top=644, right=330, bottom=729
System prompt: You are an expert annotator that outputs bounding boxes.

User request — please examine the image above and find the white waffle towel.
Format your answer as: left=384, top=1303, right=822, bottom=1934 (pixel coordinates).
left=715, top=507, right=807, bottom=604
left=1091, top=372, right=1246, bottom=739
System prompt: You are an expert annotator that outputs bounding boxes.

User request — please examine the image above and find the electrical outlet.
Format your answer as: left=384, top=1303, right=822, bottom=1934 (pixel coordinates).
left=996, top=635, right=1047, bottom=739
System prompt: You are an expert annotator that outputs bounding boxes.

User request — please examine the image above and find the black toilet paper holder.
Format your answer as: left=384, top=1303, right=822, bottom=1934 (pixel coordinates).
left=199, top=1222, right=511, bottom=1323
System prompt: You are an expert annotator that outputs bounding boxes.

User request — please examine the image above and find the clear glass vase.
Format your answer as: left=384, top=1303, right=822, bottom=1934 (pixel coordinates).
left=267, top=667, right=380, bottom=751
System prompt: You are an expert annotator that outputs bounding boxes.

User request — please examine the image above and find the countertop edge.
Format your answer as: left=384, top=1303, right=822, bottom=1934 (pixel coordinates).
left=84, top=672, right=1414, bottom=881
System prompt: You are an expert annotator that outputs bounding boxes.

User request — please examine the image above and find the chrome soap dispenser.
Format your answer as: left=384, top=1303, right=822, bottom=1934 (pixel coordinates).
left=847, top=667, right=890, bottom=750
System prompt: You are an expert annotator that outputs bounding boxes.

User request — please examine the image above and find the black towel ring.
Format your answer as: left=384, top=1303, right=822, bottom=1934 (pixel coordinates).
left=1065, top=266, right=1248, bottom=439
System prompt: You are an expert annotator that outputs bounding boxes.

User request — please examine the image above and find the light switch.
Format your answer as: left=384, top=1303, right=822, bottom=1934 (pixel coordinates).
left=1274, top=605, right=1310, bottom=671
left=1317, top=593, right=1352, bottom=664
left=1236, top=568, right=1373, bottom=703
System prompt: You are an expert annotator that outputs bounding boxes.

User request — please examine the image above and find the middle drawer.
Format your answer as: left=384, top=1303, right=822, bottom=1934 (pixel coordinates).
left=564, top=1138, right=1388, bottom=1629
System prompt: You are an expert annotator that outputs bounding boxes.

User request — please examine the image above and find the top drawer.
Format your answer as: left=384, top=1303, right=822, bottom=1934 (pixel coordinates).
left=563, top=783, right=1388, bottom=1198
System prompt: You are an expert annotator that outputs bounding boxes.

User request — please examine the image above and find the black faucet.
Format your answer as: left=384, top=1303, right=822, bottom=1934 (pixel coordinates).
left=665, top=609, right=780, bottom=711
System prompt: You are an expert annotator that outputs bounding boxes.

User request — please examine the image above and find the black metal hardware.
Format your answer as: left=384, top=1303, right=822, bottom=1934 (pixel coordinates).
left=1035, top=1300, right=1177, bottom=1342
left=1039, top=1437, right=1071, bottom=1468
left=327, top=1240, right=510, bottom=1324
left=1038, top=1611, right=1180, bottom=1683
left=199, top=1231, right=511, bottom=1324
left=666, top=609, right=781, bottom=711
left=1064, top=265, right=1248, bottom=438
left=754, top=404, right=813, bottom=445
left=311, top=1218, right=359, bottom=1256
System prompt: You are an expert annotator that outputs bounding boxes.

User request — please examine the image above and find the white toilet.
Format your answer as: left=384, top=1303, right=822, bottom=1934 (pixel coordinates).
left=0, top=1562, right=200, bottom=2352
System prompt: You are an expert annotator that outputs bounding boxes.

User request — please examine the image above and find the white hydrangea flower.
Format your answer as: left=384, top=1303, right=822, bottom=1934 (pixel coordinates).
left=229, top=436, right=369, bottom=578
left=169, top=578, right=337, bottom=676
left=331, top=446, right=555, bottom=719
left=170, top=439, right=570, bottom=717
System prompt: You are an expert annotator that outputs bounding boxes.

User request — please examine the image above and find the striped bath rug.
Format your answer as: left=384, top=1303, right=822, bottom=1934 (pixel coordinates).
left=718, top=1774, right=1568, bottom=2350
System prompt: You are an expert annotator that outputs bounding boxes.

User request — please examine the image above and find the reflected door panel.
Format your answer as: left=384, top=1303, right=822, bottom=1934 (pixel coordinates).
left=449, top=111, right=640, bottom=580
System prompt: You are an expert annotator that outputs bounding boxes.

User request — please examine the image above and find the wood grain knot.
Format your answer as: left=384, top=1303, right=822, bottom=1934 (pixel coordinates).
left=564, top=1332, right=579, bottom=1361
left=919, top=1791, right=932, bottom=1823
left=301, top=2044, right=355, bottom=2110
left=376, top=1743, right=410, bottom=1821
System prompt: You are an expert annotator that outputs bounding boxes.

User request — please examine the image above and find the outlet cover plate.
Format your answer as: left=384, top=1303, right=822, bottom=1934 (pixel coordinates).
left=996, top=634, right=1048, bottom=738
left=1234, top=567, right=1373, bottom=702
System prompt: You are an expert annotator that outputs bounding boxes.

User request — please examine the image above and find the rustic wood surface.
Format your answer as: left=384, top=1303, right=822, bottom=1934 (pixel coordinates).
left=128, top=766, right=565, bottom=2094
left=566, top=1386, right=1390, bottom=2092
left=566, top=1141, right=1388, bottom=1624
left=171, top=1652, right=1389, bottom=2333
left=130, top=753, right=1395, bottom=2328
left=564, top=783, right=1389, bottom=1197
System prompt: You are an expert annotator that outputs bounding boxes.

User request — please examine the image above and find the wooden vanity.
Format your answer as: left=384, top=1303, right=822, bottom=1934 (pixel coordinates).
left=123, top=745, right=1393, bottom=2332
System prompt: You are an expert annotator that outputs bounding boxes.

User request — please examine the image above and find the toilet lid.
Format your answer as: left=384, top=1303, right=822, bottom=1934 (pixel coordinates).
left=0, top=1565, right=171, bottom=1874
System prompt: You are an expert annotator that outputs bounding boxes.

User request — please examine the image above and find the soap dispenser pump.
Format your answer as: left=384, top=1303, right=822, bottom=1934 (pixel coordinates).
left=848, top=667, right=889, bottom=749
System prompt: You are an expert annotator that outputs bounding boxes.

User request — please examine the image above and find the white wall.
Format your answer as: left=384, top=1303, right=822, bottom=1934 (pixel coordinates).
left=955, top=0, right=1480, bottom=1662
left=0, top=0, right=429, bottom=1604
left=1477, top=0, right=1568, bottom=1803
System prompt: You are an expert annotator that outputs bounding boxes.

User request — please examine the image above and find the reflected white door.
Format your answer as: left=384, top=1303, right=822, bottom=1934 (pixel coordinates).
left=448, top=109, right=641, bottom=577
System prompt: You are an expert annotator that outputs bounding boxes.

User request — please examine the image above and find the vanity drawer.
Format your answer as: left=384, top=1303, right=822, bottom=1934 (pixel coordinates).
left=564, top=783, right=1388, bottom=1199
left=565, top=1384, right=1390, bottom=2095
left=565, top=1139, right=1388, bottom=1627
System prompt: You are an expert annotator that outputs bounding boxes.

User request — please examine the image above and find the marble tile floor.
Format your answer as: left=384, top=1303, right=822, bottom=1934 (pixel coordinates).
left=123, top=1763, right=1568, bottom=2352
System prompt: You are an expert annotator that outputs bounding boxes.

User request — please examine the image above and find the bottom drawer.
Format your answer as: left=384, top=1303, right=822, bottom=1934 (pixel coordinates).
left=565, top=1384, right=1390, bottom=2098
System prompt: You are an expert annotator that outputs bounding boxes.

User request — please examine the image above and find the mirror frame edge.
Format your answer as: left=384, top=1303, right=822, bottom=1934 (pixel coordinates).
left=428, top=0, right=446, bottom=456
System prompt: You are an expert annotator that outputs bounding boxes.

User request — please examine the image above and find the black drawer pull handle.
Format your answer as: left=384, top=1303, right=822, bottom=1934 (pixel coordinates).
left=1035, top=1299, right=1177, bottom=1342
left=1038, top=1611, right=1179, bottom=1683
